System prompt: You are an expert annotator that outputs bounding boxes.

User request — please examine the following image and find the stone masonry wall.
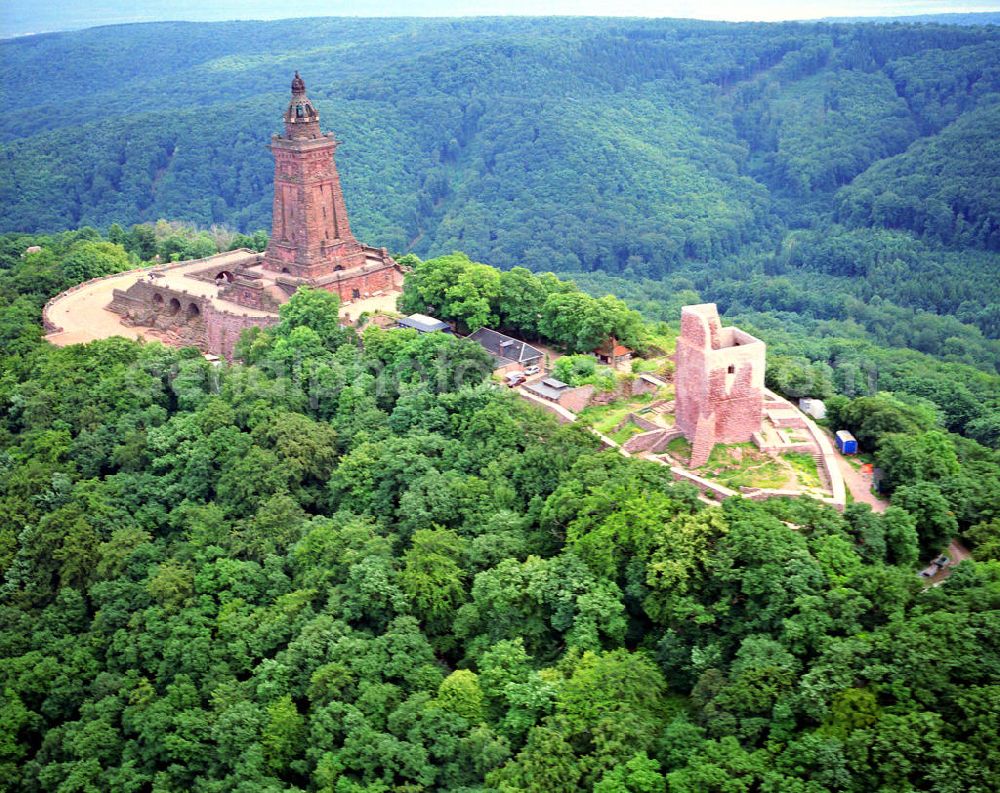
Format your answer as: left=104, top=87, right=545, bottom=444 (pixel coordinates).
left=204, top=306, right=278, bottom=360
left=325, top=265, right=403, bottom=303
left=111, top=280, right=278, bottom=360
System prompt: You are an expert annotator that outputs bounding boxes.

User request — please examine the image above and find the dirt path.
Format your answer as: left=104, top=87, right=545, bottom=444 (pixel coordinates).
left=835, top=453, right=888, bottom=513
left=947, top=539, right=973, bottom=564
left=925, top=539, right=974, bottom=586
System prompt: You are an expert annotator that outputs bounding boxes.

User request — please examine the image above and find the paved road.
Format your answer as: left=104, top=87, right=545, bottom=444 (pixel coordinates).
left=835, top=453, right=888, bottom=512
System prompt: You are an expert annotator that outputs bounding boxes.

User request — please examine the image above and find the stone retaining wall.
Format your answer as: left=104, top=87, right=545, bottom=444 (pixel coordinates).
left=668, top=466, right=739, bottom=501
left=614, top=412, right=661, bottom=433
left=205, top=305, right=279, bottom=360
left=622, top=427, right=683, bottom=454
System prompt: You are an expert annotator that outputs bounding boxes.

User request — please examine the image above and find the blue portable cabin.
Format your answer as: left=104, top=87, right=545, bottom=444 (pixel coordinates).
left=835, top=430, right=858, bottom=454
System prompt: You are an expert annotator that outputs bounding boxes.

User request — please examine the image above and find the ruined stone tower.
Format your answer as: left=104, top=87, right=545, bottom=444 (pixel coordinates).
left=675, top=303, right=766, bottom=468
left=263, top=71, right=366, bottom=279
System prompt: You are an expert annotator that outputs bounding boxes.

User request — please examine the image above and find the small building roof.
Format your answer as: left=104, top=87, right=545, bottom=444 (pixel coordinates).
left=526, top=381, right=569, bottom=401
left=836, top=430, right=857, bottom=443
left=468, top=327, right=543, bottom=367
left=541, top=377, right=568, bottom=389
left=639, top=373, right=666, bottom=386
left=398, top=313, right=450, bottom=333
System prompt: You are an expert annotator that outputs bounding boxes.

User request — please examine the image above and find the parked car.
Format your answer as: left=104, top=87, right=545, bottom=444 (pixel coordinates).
left=523, top=365, right=541, bottom=376
left=933, top=555, right=950, bottom=567
left=504, top=372, right=526, bottom=388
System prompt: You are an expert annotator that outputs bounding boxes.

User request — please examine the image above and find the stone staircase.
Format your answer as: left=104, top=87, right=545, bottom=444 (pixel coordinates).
left=688, top=414, right=716, bottom=468
left=622, top=427, right=683, bottom=455
left=812, top=450, right=831, bottom=490
left=650, top=399, right=675, bottom=415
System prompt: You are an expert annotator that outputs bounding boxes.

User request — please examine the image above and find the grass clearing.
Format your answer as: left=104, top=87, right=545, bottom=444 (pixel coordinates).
left=632, top=357, right=667, bottom=374
left=699, top=443, right=788, bottom=489
left=609, top=423, right=646, bottom=445
left=578, top=391, right=662, bottom=434
left=782, top=451, right=821, bottom=489
left=666, top=435, right=691, bottom=463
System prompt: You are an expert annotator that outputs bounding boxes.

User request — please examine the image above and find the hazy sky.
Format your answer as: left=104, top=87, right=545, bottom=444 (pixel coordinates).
left=2, top=0, right=998, bottom=38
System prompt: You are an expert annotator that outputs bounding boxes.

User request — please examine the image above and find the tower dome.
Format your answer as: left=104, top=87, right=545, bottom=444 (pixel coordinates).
left=283, top=71, right=319, bottom=139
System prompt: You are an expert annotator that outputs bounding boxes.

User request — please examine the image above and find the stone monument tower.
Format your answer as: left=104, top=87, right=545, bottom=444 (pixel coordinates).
left=263, top=71, right=366, bottom=279
left=675, top=303, right=766, bottom=468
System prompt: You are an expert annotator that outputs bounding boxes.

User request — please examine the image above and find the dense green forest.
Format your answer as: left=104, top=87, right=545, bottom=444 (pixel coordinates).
left=2, top=16, right=1000, bottom=370
left=2, top=226, right=1000, bottom=790
left=3, top=15, right=1000, bottom=791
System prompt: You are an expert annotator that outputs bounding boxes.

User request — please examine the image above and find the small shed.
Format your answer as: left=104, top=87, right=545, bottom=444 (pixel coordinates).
left=595, top=339, right=633, bottom=366
left=397, top=314, right=451, bottom=333
left=525, top=377, right=570, bottom=402
left=835, top=430, right=858, bottom=455
left=799, top=398, right=827, bottom=420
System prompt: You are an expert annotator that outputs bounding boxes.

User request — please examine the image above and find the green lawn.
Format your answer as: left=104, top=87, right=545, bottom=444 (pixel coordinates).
left=609, top=423, right=646, bottom=445
left=666, top=435, right=691, bottom=462
left=578, top=391, right=661, bottom=435
left=700, top=443, right=788, bottom=489
left=782, top=451, right=821, bottom=490
left=632, top=357, right=666, bottom=374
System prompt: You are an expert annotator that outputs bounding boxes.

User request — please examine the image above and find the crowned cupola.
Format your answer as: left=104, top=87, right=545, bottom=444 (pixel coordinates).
left=283, top=71, right=321, bottom=139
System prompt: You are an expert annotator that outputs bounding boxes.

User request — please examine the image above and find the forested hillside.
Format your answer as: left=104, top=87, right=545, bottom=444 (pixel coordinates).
left=2, top=16, right=1000, bottom=371
left=2, top=19, right=1000, bottom=787
left=2, top=227, right=1000, bottom=791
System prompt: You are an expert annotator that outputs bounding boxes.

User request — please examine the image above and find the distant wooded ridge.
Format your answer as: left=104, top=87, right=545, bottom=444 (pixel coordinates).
left=3, top=7, right=1000, bottom=39
left=2, top=15, right=999, bottom=369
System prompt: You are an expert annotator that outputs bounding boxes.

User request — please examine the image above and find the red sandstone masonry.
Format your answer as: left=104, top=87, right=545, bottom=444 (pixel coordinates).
left=263, top=72, right=367, bottom=279
left=614, top=413, right=662, bottom=433
left=556, top=384, right=595, bottom=414
left=204, top=306, right=278, bottom=360
left=675, top=304, right=766, bottom=467
left=622, top=427, right=683, bottom=454
left=77, top=75, right=405, bottom=360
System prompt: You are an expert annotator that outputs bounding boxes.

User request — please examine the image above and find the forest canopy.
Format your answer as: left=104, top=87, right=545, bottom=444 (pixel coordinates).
left=2, top=14, right=1000, bottom=792
left=2, top=227, right=1000, bottom=790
